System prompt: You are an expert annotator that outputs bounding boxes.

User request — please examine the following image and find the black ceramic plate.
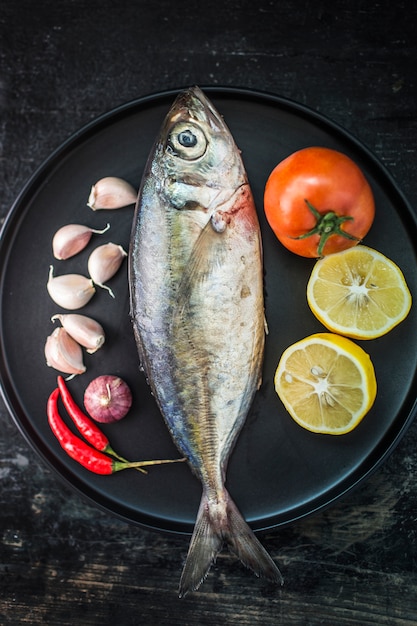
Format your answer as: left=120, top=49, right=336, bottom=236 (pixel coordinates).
left=1, top=88, right=417, bottom=535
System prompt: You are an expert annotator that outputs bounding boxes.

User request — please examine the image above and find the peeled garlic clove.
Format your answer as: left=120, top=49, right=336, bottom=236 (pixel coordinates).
left=87, top=177, right=137, bottom=210
left=87, top=242, right=127, bottom=297
left=47, top=266, right=96, bottom=310
left=52, top=223, right=110, bottom=260
left=45, top=327, right=86, bottom=376
left=51, top=313, right=105, bottom=354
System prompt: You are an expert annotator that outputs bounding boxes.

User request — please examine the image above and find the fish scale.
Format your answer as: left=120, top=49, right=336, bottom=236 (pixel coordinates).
left=129, top=86, right=283, bottom=596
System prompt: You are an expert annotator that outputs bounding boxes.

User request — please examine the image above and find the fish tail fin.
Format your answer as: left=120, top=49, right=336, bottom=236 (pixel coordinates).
left=178, top=491, right=223, bottom=598
left=223, top=491, right=284, bottom=586
left=178, top=488, right=283, bottom=598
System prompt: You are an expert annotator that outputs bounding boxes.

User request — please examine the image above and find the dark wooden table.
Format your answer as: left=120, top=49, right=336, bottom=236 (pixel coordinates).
left=1, top=1, right=416, bottom=624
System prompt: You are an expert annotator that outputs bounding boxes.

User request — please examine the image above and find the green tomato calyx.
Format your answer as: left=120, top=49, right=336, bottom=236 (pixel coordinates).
left=295, top=199, right=359, bottom=256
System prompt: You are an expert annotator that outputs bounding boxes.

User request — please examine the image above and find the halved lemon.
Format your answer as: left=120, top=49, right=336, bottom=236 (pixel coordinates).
left=274, top=333, right=377, bottom=434
left=307, top=245, right=412, bottom=340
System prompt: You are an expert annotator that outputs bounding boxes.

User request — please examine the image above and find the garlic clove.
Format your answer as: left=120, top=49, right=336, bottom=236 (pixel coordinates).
left=87, top=242, right=127, bottom=298
left=52, top=223, right=110, bottom=260
left=45, top=327, right=86, bottom=376
left=47, top=266, right=96, bottom=310
left=87, top=177, right=137, bottom=210
left=51, top=313, right=105, bottom=354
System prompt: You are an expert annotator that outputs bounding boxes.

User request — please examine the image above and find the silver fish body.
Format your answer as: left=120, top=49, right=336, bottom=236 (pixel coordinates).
left=129, top=87, right=282, bottom=595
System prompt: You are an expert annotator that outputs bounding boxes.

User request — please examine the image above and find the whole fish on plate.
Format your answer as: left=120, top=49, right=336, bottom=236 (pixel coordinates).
left=129, top=86, right=283, bottom=596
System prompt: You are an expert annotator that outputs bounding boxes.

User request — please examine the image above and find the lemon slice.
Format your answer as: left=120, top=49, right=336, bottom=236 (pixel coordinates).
left=274, top=333, right=377, bottom=434
left=307, top=245, right=412, bottom=339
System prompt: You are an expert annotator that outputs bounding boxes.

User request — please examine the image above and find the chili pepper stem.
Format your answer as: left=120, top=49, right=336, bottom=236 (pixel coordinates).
left=103, top=444, right=148, bottom=474
left=112, top=457, right=186, bottom=473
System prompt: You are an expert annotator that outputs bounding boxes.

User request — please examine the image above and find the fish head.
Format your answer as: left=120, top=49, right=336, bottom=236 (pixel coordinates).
left=150, top=87, right=248, bottom=211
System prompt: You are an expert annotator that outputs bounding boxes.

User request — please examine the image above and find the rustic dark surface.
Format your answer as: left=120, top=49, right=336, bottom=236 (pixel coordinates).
left=1, top=1, right=417, bottom=624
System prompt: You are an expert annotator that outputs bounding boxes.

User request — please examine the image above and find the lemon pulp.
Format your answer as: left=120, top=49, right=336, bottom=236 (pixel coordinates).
left=307, top=245, right=412, bottom=339
left=275, top=333, right=377, bottom=434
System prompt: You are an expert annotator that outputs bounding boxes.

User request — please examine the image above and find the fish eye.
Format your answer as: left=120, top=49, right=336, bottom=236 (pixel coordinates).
left=167, top=122, right=207, bottom=160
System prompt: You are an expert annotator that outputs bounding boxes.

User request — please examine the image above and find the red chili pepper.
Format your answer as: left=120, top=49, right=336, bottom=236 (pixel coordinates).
left=57, top=376, right=114, bottom=451
left=57, top=376, right=146, bottom=471
left=47, top=388, right=119, bottom=474
left=57, top=377, right=148, bottom=473
left=47, top=388, right=185, bottom=475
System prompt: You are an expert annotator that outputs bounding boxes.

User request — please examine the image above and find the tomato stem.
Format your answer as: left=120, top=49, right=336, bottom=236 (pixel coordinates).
left=295, top=199, right=359, bottom=256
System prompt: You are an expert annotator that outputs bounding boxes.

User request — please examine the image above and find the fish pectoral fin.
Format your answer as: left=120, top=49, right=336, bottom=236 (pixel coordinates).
left=178, top=489, right=283, bottom=598
left=173, top=217, right=227, bottom=319
left=187, top=215, right=228, bottom=279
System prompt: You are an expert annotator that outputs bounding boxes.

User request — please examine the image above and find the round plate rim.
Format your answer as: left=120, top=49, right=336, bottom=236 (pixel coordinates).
left=1, top=86, right=417, bottom=536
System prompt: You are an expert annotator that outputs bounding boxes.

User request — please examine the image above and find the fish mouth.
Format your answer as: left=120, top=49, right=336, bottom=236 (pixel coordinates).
left=167, top=86, right=225, bottom=134
left=156, top=87, right=226, bottom=167
left=157, top=86, right=248, bottom=208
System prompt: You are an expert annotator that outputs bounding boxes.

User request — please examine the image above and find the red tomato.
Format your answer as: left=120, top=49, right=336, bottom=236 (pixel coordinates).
left=263, top=147, right=375, bottom=257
